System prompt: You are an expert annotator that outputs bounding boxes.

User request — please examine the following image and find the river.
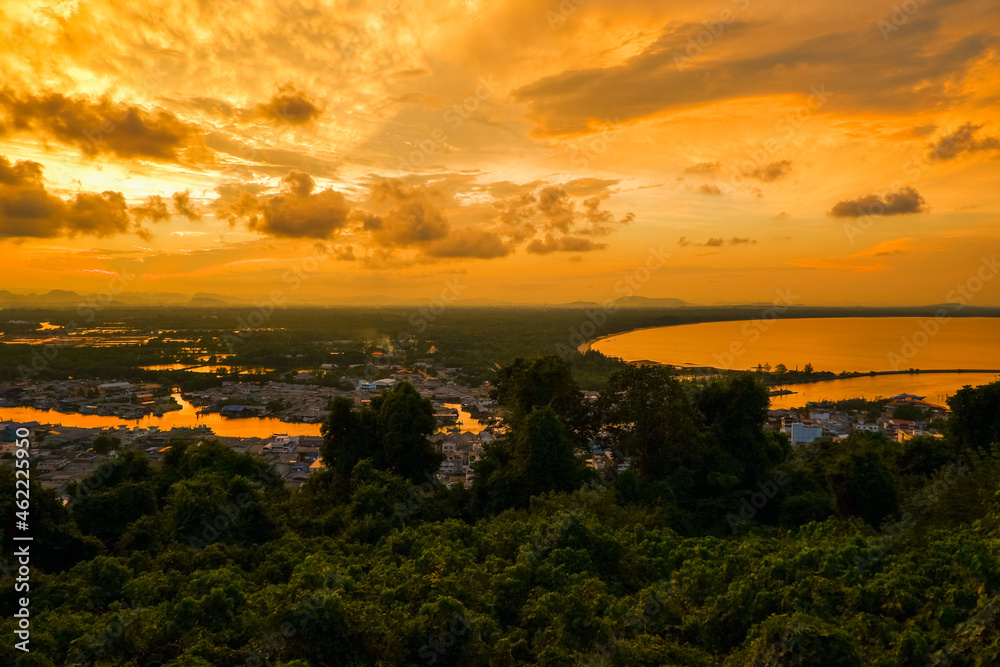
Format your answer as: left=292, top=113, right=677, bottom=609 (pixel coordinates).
left=1, top=394, right=485, bottom=437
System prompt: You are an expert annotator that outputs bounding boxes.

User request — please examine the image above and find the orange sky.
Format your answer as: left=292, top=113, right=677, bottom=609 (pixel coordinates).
left=1, top=0, right=999, bottom=306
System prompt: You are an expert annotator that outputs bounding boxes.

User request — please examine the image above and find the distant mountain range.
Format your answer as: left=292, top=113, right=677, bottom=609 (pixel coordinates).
left=2, top=290, right=996, bottom=311
left=0, top=290, right=695, bottom=308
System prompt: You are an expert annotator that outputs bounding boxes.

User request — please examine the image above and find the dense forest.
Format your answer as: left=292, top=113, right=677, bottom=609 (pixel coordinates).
left=2, top=362, right=1000, bottom=665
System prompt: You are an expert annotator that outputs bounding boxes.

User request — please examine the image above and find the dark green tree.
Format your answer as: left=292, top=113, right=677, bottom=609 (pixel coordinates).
left=491, top=356, right=591, bottom=441
left=598, top=364, right=703, bottom=479
left=321, top=382, right=442, bottom=484
left=320, top=396, right=379, bottom=479
left=513, top=406, right=592, bottom=501
left=695, top=374, right=781, bottom=481
left=375, top=381, right=442, bottom=483
left=824, top=432, right=900, bottom=526
left=948, top=380, right=1000, bottom=451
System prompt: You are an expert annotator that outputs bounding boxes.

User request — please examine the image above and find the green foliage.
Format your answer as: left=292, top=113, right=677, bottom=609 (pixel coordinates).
left=5, top=366, right=1000, bottom=665
left=490, top=355, right=592, bottom=441
left=321, top=382, right=443, bottom=484
left=598, top=364, right=703, bottom=479
left=948, top=380, right=1000, bottom=451
left=893, top=402, right=927, bottom=421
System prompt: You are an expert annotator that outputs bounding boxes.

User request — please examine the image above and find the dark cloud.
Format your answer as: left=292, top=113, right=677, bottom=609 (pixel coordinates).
left=0, top=155, right=134, bottom=239
left=513, top=13, right=994, bottom=135
left=132, top=195, right=170, bottom=222
left=537, top=186, right=577, bottom=232
left=526, top=234, right=607, bottom=254
left=335, top=245, right=356, bottom=261
left=928, top=123, right=1000, bottom=161
left=828, top=187, right=928, bottom=217
left=0, top=89, right=194, bottom=161
left=685, top=162, right=722, bottom=175
left=255, top=85, right=321, bottom=125
left=376, top=200, right=450, bottom=245
left=744, top=160, right=791, bottom=182
left=698, top=184, right=723, bottom=197
left=493, top=191, right=538, bottom=242
left=215, top=170, right=351, bottom=238
left=680, top=235, right=756, bottom=247
left=367, top=180, right=451, bottom=247
left=493, top=182, right=633, bottom=240
left=172, top=191, right=200, bottom=220
left=425, top=229, right=510, bottom=259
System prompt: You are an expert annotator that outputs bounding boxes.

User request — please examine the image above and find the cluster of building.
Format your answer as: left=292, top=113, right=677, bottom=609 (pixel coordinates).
left=182, top=367, right=497, bottom=425
left=0, top=380, right=180, bottom=419
left=767, top=393, right=946, bottom=446
left=0, top=364, right=501, bottom=496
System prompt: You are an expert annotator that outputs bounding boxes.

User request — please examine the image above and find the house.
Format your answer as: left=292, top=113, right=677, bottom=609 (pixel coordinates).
left=791, top=422, right=823, bottom=445
left=882, top=419, right=915, bottom=436
left=98, top=382, right=132, bottom=393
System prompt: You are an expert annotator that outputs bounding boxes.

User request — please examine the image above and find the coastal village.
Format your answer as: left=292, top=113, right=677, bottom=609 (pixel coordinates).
left=1, top=367, right=950, bottom=498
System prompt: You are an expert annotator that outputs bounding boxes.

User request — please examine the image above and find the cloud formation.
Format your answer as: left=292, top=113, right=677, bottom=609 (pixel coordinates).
left=526, top=234, right=607, bottom=254
left=929, top=123, right=1000, bottom=161
left=828, top=187, right=928, bottom=218
left=217, top=170, right=351, bottom=239
left=0, top=155, right=133, bottom=238
left=678, top=236, right=756, bottom=247
left=744, top=160, right=791, bottom=182
left=493, top=181, right=633, bottom=244
left=0, top=89, right=195, bottom=161
left=254, top=85, right=321, bottom=125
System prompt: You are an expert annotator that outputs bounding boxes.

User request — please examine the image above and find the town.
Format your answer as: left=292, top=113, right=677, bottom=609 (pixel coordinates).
left=1, top=364, right=948, bottom=499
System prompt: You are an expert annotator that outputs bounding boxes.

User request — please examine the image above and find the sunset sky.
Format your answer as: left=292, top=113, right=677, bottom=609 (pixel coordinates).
left=1, top=0, right=999, bottom=306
